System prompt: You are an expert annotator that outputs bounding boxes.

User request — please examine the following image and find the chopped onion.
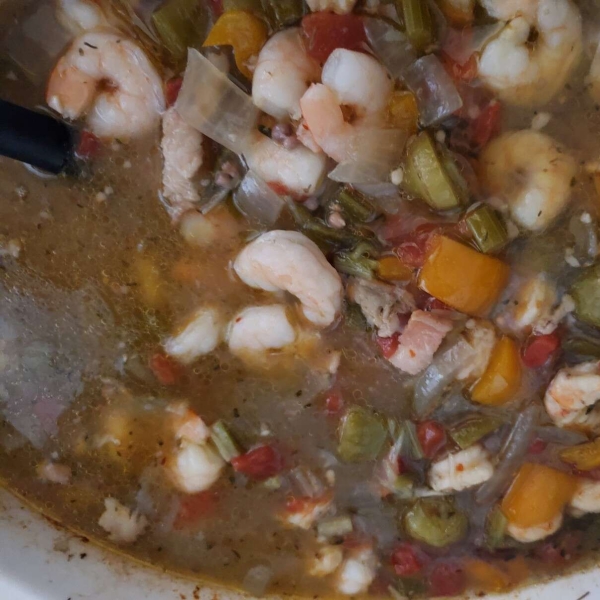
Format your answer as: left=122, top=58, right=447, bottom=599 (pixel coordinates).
left=242, top=565, right=273, bottom=597
left=233, top=171, right=285, bottom=227
left=353, top=182, right=402, bottom=214
left=443, top=23, right=505, bottom=66
left=329, top=128, right=407, bottom=184
left=403, top=55, right=463, bottom=127
left=534, top=426, right=588, bottom=447
left=363, top=18, right=416, bottom=79
left=288, top=466, right=325, bottom=498
left=176, top=48, right=259, bottom=155
left=475, top=405, right=538, bottom=505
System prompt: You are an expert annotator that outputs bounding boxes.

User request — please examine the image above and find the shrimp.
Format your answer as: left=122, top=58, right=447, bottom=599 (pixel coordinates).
left=228, top=305, right=297, bottom=358
left=161, top=107, right=203, bottom=213
left=506, top=513, right=563, bottom=543
left=306, top=0, right=357, bottom=14
left=428, top=445, right=494, bottom=492
left=388, top=310, right=453, bottom=375
left=166, top=439, right=225, bottom=494
left=478, top=0, right=582, bottom=106
left=98, top=497, right=148, bottom=544
left=167, top=402, right=211, bottom=446
left=280, top=495, right=334, bottom=530
left=569, top=478, right=600, bottom=517
left=300, top=49, right=393, bottom=163
left=56, top=0, right=107, bottom=34
left=309, top=546, right=344, bottom=577
left=544, top=361, right=600, bottom=431
left=252, top=28, right=321, bottom=121
left=244, top=131, right=327, bottom=197
left=335, top=546, right=378, bottom=596
left=480, top=130, right=577, bottom=232
left=233, top=230, right=343, bottom=328
left=47, top=30, right=165, bottom=139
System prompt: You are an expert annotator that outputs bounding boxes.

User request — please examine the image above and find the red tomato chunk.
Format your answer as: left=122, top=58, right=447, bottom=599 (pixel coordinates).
left=76, top=130, right=101, bottom=160
left=301, top=13, right=366, bottom=63
left=231, top=445, right=284, bottom=480
left=376, top=333, right=400, bottom=359
left=149, top=352, right=184, bottom=386
left=522, top=332, right=561, bottom=368
left=417, top=421, right=446, bottom=459
left=174, top=491, right=218, bottom=529
left=324, top=388, right=344, bottom=416
left=391, top=543, right=425, bottom=577
left=428, top=562, right=466, bottom=597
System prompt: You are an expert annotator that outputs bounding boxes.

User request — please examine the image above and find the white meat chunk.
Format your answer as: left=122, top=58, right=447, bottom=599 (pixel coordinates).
left=428, top=445, right=494, bottom=492
left=335, top=547, right=378, bottom=596
left=280, top=495, right=333, bottom=530
left=569, top=479, right=600, bottom=517
left=166, top=440, right=224, bottom=494
left=308, top=545, right=344, bottom=577
left=507, top=513, right=563, bottom=543
left=98, top=497, right=148, bottom=544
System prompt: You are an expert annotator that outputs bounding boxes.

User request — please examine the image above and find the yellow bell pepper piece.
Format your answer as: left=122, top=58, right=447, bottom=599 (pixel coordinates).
left=418, top=235, right=510, bottom=316
left=501, top=463, right=576, bottom=529
left=464, top=559, right=511, bottom=593
left=437, top=0, right=474, bottom=26
left=560, top=438, right=600, bottom=471
left=377, top=255, right=413, bottom=281
left=385, top=91, right=419, bottom=136
left=471, top=336, right=521, bottom=406
left=203, top=10, right=267, bottom=79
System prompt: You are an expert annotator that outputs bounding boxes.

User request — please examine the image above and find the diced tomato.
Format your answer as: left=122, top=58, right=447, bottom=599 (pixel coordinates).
left=394, top=224, right=441, bottom=269
left=528, top=438, right=548, bottom=455
left=206, top=0, right=223, bottom=18
left=301, top=13, right=366, bottom=63
left=231, top=444, right=284, bottom=480
left=165, top=77, right=183, bottom=108
left=376, top=333, right=400, bottom=359
left=173, top=491, right=218, bottom=529
left=470, top=100, right=502, bottom=149
left=417, top=421, right=446, bottom=459
left=522, top=332, right=561, bottom=369
left=428, top=562, right=466, bottom=597
left=76, top=130, right=101, bottom=160
left=149, top=352, right=184, bottom=386
left=324, top=388, right=344, bottom=416
left=441, top=52, right=478, bottom=83
left=391, top=543, right=425, bottom=577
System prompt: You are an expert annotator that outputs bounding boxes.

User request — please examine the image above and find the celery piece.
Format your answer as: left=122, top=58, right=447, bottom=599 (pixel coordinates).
left=210, top=420, right=241, bottom=462
left=317, top=515, right=354, bottom=539
left=485, top=505, right=507, bottom=549
left=338, top=406, right=387, bottom=462
left=400, top=0, right=433, bottom=52
left=571, top=264, right=600, bottom=328
left=152, top=0, right=207, bottom=59
left=449, top=414, right=503, bottom=450
left=404, top=497, right=468, bottom=547
left=465, top=205, right=508, bottom=254
left=403, top=421, right=424, bottom=460
left=334, top=242, right=380, bottom=279
left=261, top=0, right=305, bottom=28
left=335, top=188, right=377, bottom=223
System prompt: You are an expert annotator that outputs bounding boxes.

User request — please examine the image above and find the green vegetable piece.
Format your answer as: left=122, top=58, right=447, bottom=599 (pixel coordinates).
left=223, top=0, right=265, bottom=13
left=564, top=337, right=600, bottom=358
left=261, top=0, right=305, bottom=28
left=465, top=205, right=508, bottom=254
left=317, top=515, right=354, bottom=539
left=571, top=264, right=600, bottom=328
left=400, top=0, right=433, bottom=52
left=404, top=497, right=468, bottom=548
left=210, top=420, right=241, bottom=462
left=338, top=406, right=387, bottom=462
left=404, top=132, right=464, bottom=210
left=485, top=505, right=508, bottom=549
left=263, top=475, right=283, bottom=490
left=449, top=414, right=503, bottom=450
left=335, top=188, right=378, bottom=224
left=403, top=420, right=424, bottom=460
left=152, top=0, right=207, bottom=59
left=334, top=242, right=380, bottom=279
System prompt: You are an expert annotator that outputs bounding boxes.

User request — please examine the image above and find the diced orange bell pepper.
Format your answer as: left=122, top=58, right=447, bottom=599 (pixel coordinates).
left=471, top=336, right=521, bottom=405
left=501, top=463, right=577, bottom=529
left=203, top=10, right=267, bottom=79
left=504, top=556, right=531, bottom=587
left=377, top=255, right=413, bottom=282
left=560, top=438, right=600, bottom=471
left=437, top=0, right=474, bottom=25
left=417, top=235, right=510, bottom=316
left=385, top=91, right=419, bottom=136
left=464, top=559, right=511, bottom=593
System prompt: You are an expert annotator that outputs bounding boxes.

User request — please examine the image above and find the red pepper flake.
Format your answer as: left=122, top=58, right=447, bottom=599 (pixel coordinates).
left=391, top=543, right=426, bottom=577
left=456, top=463, right=464, bottom=472
left=417, top=421, right=446, bottom=459
left=302, top=13, right=367, bottom=63
left=231, top=444, right=284, bottom=480
left=165, top=77, right=183, bottom=108
left=522, top=332, right=561, bottom=369
left=149, top=352, right=184, bottom=386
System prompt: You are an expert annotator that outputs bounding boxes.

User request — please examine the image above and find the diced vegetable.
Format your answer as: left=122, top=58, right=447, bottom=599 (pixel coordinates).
left=465, top=205, right=508, bottom=254
left=471, top=336, right=521, bottom=406
left=334, top=242, right=380, bottom=279
left=231, top=444, right=284, bottom=480
left=262, top=475, right=283, bottom=489
left=500, top=463, right=576, bottom=528
left=377, top=255, right=413, bottom=281
left=152, top=0, right=208, bottom=60
left=335, top=189, right=377, bottom=223
left=324, top=388, right=344, bottom=416
left=404, top=497, right=468, bottom=548
left=364, top=18, right=416, bottom=80
left=485, top=505, right=508, bottom=549
left=560, top=438, right=600, bottom=471
left=450, top=414, right=503, bottom=450
left=301, top=13, right=367, bottom=63
left=570, top=264, right=600, bottom=328
left=261, top=0, right=304, bottom=29
left=222, top=0, right=264, bottom=13
left=564, top=336, right=600, bottom=359
left=149, top=352, right=184, bottom=386
left=437, top=0, right=474, bottom=25
left=386, top=91, right=419, bottom=136
left=522, top=332, right=561, bottom=368
left=464, top=559, right=510, bottom=593
left=203, top=11, right=268, bottom=79
left=403, top=132, right=466, bottom=210
left=469, top=100, right=502, bottom=150
left=210, top=420, right=241, bottom=462
left=317, top=515, right=354, bottom=539
left=428, top=562, right=467, bottom=598
left=400, top=0, right=433, bottom=52
left=418, top=236, right=510, bottom=316
left=233, top=171, right=285, bottom=227
left=76, top=130, right=101, bottom=160
left=376, top=333, right=400, bottom=359
left=403, top=420, right=425, bottom=460
left=391, top=543, right=425, bottom=577
left=416, top=421, right=445, bottom=458
left=173, top=490, right=218, bottom=528
left=337, top=406, right=387, bottom=462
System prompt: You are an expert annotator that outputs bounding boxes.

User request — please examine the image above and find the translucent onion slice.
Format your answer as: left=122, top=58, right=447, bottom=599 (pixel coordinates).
left=443, top=22, right=505, bottom=66
left=363, top=17, right=416, bottom=79
left=329, top=128, right=407, bottom=184
left=175, top=48, right=259, bottom=154
left=403, top=54, right=463, bottom=127
left=233, top=170, right=285, bottom=227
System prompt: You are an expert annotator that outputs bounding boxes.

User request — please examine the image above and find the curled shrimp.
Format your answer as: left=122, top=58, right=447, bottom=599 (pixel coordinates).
left=233, top=230, right=343, bottom=328
left=47, top=29, right=165, bottom=139
left=300, top=48, right=393, bottom=163
left=480, top=129, right=577, bottom=232
left=252, top=28, right=321, bottom=121
left=478, top=0, right=582, bottom=106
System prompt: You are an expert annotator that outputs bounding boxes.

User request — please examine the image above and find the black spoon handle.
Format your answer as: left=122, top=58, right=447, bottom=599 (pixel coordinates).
left=0, top=99, right=75, bottom=174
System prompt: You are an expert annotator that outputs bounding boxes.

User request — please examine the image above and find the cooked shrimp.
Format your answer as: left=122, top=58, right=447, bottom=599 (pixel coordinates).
left=47, top=30, right=165, bottom=139
left=57, top=0, right=107, bottom=34
left=478, top=0, right=582, bottom=106
left=252, top=28, right=321, bottom=121
left=166, top=439, right=225, bottom=494
left=244, top=132, right=327, bottom=197
left=309, top=546, right=344, bottom=577
left=228, top=305, right=297, bottom=358
left=163, top=307, right=224, bottom=365
left=480, top=130, right=577, bottom=232
left=388, top=310, right=453, bottom=375
left=167, top=402, right=211, bottom=445
left=569, top=479, right=600, bottom=517
left=179, top=207, right=242, bottom=248
left=233, top=230, right=343, bottom=328
left=428, top=445, right=494, bottom=492
left=335, top=546, right=378, bottom=596
left=300, top=49, right=393, bottom=163
left=280, top=495, right=334, bottom=530
left=307, top=0, right=357, bottom=14
left=98, top=497, right=148, bottom=544
left=544, top=361, right=600, bottom=430
left=161, top=107, right=203, bottom=213
left=455, top=319, right=497, bottom=380
left=506, top=513, right=563, bottom=543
